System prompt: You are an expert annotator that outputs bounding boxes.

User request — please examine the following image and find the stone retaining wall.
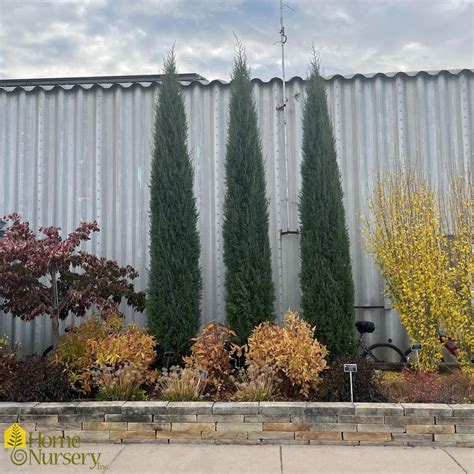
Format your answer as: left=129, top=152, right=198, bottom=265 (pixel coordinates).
left=1, top=402, right=473, bottom=446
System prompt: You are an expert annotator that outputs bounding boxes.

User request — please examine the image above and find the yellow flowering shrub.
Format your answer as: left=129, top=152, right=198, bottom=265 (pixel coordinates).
left=363, top=169, right=473, bottom=371
left=446, top=175, right=474, bottom=367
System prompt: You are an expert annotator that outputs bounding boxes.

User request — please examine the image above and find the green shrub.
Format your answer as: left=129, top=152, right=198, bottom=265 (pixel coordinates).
left=5, top=356, right=73, bottom=402
left=316, top=355, right=386, bottom=402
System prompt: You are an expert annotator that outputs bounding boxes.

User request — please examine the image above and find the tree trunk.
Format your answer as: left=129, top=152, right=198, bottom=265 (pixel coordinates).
left=51, top=308, right=60, bottom=350
left=50, top=270, right=60, bottom=349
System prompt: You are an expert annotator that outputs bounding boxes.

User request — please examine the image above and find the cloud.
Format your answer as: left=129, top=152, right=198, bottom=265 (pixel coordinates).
left=0, top=0, right=472, bottom=80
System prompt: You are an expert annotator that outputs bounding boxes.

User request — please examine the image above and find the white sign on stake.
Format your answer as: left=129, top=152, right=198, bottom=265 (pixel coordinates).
left=344, top=364, right=358, bottom=373
left=343, top=364, right=358, bottom=403
left=410, top=343, right=422, bottom=366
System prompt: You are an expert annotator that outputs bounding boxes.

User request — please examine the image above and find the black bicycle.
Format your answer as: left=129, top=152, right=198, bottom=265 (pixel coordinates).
left=41, top=326, right=72, bottom=357
left=356, top=321, right=408, bottom=364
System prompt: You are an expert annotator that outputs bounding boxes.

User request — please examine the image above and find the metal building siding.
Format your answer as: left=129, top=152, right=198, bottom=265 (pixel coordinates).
left=0, top=70, right=472, bottom=355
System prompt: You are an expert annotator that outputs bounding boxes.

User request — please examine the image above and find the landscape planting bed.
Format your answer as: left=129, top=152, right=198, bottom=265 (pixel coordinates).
left=1, top=402, right=473, bottom=447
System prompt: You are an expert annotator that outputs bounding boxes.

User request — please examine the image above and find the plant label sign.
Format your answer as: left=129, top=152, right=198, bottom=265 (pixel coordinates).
left=196, top=369, right=209, bottom=379
left=344, top=364, right=358, bottom=373
left=343, top=364, right=357, bottom=403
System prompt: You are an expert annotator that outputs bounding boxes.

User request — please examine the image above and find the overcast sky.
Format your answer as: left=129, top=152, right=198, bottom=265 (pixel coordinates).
left=0, top=0, right=473, bottom=81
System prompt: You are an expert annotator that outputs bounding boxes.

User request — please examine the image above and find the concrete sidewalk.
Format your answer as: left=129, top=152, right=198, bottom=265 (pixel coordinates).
left=1, top=444, right=473, bottom=473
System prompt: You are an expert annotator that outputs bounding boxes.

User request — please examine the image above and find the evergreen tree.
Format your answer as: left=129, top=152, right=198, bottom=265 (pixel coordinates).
left=223, top=45, right=274, bottom=343
left=299, top=56, right=355, bottom=358
left=148, top=50, right=202, bottom=364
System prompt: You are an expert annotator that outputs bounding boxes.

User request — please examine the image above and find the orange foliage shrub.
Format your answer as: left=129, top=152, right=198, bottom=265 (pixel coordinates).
left=183, top=322, right=237, bottom=397
left=54, top=314, right=156, bottom=395
left=246, top=311, right=328, bottom=399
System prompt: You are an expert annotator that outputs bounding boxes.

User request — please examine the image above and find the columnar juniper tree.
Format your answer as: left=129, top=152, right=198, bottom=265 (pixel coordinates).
left=223, top=45, right=274, bottom=343
left=148, top=51, right=202, bottom=364
left=299, top=56, right=355, bottom=358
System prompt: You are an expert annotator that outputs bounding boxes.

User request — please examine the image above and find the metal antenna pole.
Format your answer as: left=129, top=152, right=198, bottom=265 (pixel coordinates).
left=279, top=0, right=290, bottom=232
left=276, top=1, right=296, bottom=318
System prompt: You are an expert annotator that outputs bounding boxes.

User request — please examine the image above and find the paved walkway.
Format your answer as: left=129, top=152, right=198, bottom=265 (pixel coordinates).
left=1, top=444, right=473, bottom=473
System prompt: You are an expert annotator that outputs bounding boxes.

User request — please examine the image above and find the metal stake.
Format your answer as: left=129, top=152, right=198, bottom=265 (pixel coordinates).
left=349, top=371, right=354, bottom=403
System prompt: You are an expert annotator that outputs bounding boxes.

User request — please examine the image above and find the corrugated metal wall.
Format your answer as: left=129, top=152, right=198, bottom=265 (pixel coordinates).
left=1, top=70, right=473, bottom=356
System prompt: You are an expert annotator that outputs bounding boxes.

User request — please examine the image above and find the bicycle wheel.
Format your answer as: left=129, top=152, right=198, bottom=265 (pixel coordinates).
left=366, top=343, right=407, bottom=364
left=42, top=345, right=54, bottom=358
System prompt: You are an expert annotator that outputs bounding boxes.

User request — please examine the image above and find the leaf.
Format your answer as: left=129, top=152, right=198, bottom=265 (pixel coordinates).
left=7, top=424, right=23, bottom=448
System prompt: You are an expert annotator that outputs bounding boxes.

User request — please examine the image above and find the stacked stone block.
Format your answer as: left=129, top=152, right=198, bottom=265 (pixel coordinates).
left=0, top=402, right=472, bottom=446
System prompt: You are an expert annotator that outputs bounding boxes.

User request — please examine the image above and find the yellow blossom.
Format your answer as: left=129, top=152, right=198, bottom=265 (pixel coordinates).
left=363, top=169, right=473, bottom=371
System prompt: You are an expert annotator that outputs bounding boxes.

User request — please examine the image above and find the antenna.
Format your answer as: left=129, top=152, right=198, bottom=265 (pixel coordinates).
left=276, top=1, right=297, bottom=319
left=277, top=0, right=294, bottom=233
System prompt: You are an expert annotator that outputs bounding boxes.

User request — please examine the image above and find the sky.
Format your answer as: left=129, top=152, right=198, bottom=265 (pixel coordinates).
left=0, top=0, right=473, bottom=81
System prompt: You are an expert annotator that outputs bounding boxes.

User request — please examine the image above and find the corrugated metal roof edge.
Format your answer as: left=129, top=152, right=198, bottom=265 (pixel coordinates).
left=1, top=69, right=472, bottom=92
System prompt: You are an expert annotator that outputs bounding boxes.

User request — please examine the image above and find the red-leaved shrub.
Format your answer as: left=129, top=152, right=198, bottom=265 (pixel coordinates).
left=377, top=369, right=473, bottom=403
